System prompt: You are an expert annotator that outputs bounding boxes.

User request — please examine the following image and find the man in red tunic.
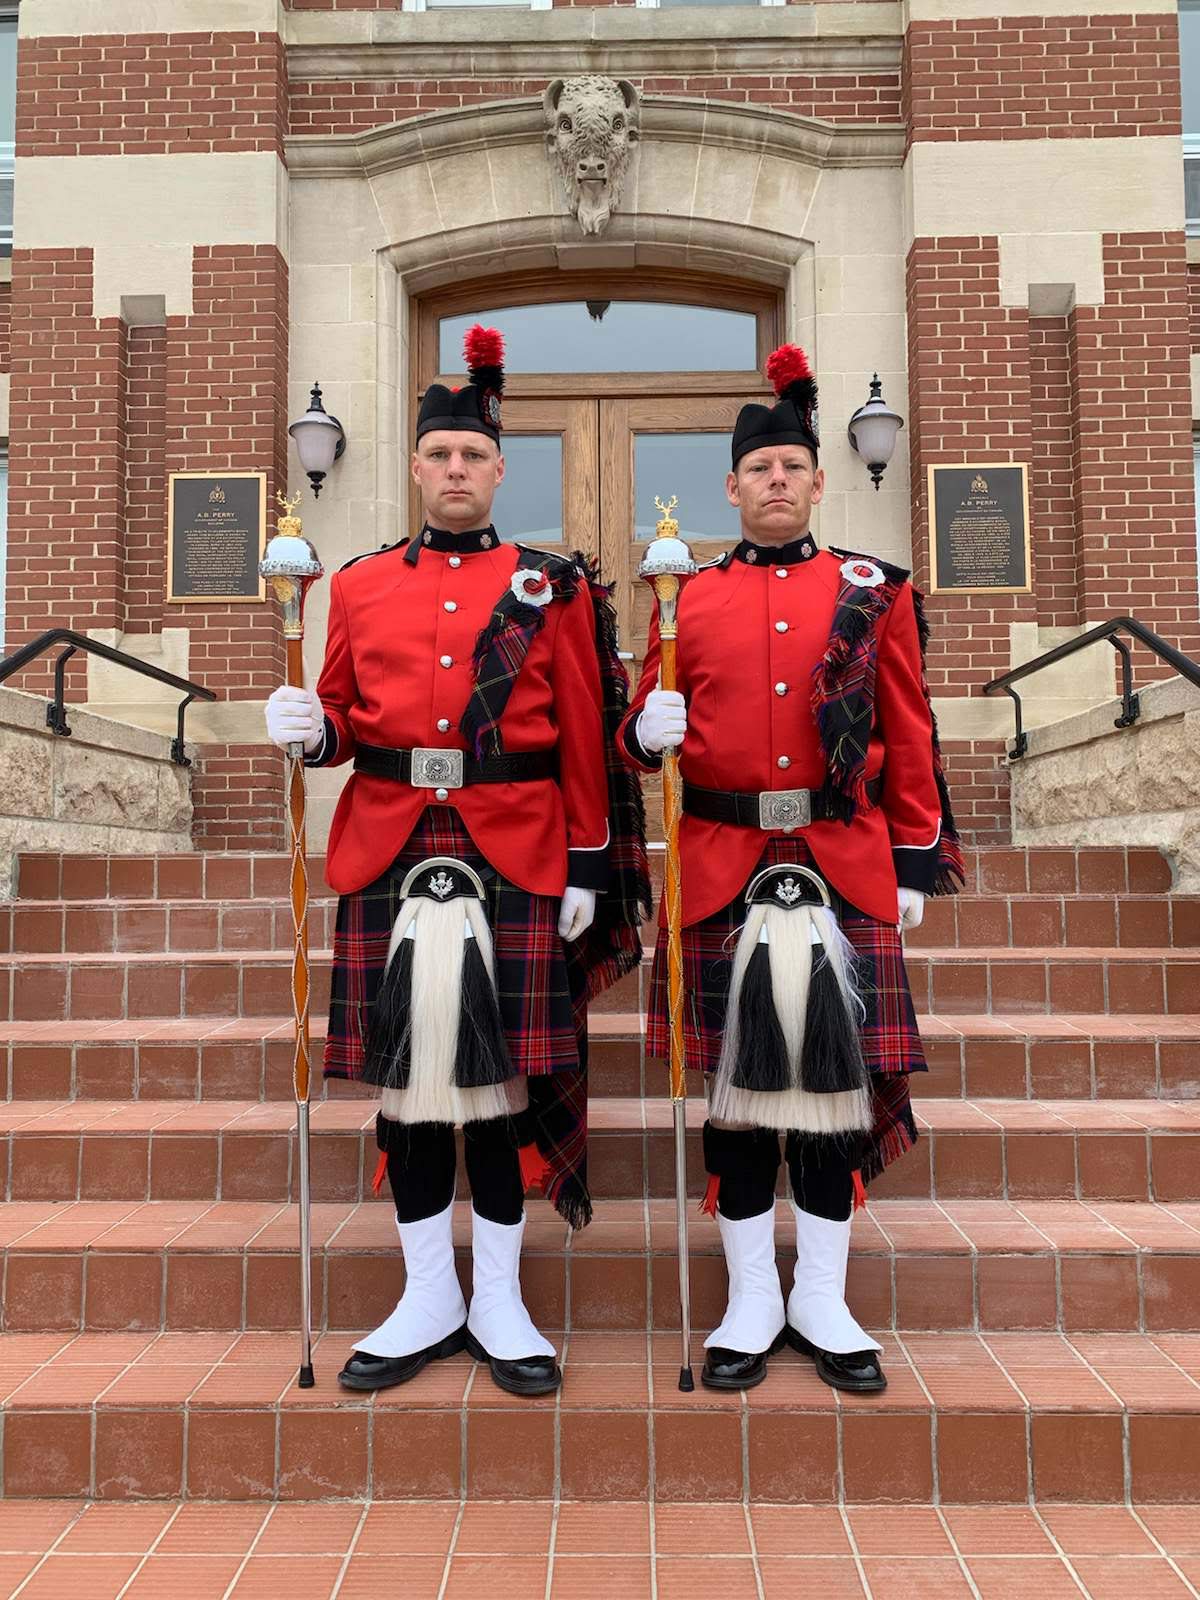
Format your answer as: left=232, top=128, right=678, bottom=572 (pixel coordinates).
left=266, top=328, right=643, bottom=1398
left=620, top=345, right=963, bottom=1392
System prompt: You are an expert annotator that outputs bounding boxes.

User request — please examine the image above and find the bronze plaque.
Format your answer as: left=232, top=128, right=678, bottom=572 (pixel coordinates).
left=928, top=463, right=1031, bottom=594
left=167, top=471, right=267, bottom=604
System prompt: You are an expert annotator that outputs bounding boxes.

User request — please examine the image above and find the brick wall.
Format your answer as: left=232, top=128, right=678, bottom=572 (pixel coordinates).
left=1068, top=232, right=1199, bottom=657
left=1029, top=315, right=1082, bottom=630
left=0, top=281, right=11, bottom=375
left=904, top=234, right=1038, bottom=702
left=903, top=13, right=1181, bottom=149
left=1189, top=263, right=1200, bottom=350
left=122, top=325, right=167, bottom=634
left=289, top=71, right=902, bottom=134
left=6, top=249, right=129, bottom=699
left=16, top=32, right=287, bottom=158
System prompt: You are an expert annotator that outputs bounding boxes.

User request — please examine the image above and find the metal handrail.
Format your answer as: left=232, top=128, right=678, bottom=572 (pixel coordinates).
left=0, top=628, right=218, bottom=768
left=982, top=615, right=1200, bottom=760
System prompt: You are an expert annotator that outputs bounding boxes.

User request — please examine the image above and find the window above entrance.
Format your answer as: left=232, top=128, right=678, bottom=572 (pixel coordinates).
left=437, top=301, right=758, bottom=375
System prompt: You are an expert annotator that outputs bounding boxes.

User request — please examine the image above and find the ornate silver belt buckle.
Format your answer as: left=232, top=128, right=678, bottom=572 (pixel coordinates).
left=410, top=747, right=465, bottom=790
left=758, top=788, right=812, bottom=830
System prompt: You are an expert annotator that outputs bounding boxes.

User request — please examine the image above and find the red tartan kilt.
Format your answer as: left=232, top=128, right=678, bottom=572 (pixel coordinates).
left=646, top=837, right=926, bottom=1181
left=323, top=807, right=583, bottom=1083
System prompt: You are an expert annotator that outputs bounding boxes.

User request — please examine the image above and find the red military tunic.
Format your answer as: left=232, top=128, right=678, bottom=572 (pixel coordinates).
left=308, top=526, right=610, bottom=897
left=619, top=536, right=944, bottom=927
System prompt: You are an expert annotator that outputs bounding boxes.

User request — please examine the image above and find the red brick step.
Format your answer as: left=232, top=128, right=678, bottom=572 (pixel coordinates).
left=2, top=1196, right=1198, bottom=1339
left=3, top=1098, right=1198, bottom=1205
left=4, top=1012, right=1197, bottom=1102
left=1, top=1326, right=1196, bottom=1503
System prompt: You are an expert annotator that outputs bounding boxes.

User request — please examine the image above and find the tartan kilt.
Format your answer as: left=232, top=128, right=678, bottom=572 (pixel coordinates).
left=324, top=807, right=583, bottom=1084
left=646, top=836, right=925, bottom=1183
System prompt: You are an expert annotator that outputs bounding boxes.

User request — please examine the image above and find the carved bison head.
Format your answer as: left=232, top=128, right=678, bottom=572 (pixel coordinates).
left=543, top=75, right=640, bottom=237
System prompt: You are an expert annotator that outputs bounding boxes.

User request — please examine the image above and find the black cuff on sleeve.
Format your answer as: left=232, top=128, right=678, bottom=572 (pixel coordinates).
left=567, top=845, right=611, bottom=891
left=893, top=844, right=939, bottom=897
left=621, top=712, right=663, bottom=772
left=303, top=714, right=339, bottom=769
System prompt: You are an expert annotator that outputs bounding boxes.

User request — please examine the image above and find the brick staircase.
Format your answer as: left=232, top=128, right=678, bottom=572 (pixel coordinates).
left=1, top=844, right=1199, bottom=1507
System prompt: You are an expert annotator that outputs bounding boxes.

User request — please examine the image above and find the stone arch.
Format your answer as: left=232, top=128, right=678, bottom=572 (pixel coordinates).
left=286, top=91, right=908, bottom=610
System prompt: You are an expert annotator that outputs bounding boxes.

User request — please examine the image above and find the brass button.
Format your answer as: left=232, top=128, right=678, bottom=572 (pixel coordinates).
left=778, top=756, right=791, bottom=770
left=775, top=621, right=788, bottom=634
left=774, top=682, right=788, bottom=697
left=444, top=601, right=457, bottom=612
left=782, top=825, right=796, bottom=835
left=439, top=655, right=453, bottom=668
left=437, top=718, right=451, bottom=733
left=776, top=568, right=788, bottom=578
left=434, top=787, right=449, bottom=802
left=448, top=556, right=462, bottom=568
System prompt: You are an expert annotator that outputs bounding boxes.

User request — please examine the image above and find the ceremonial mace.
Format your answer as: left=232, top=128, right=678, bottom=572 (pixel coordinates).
left=261, top=493, right=324, bottom=1389
left=639, top=497, right=698, bottom=1391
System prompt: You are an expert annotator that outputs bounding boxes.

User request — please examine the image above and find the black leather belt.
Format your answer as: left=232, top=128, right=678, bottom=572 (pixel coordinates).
left=683, top=776, right=882, bottom=829
left=354, top=742, right=557, bottom=788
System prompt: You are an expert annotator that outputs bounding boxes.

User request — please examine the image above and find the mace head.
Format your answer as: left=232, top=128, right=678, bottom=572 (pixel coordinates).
left=638, top=493, right=697, bottom=580
left=260, top=490, right=323, bottom=581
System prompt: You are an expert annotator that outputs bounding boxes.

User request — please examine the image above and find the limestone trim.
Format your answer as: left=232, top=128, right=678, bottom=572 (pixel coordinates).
left=286, top=97, right=905, bottom=183
left=903, top=138, right=1185, bottom=249
left=14, top=151, right=289, bottom=255
left=286, top=4, right=902, bottom=55
left=19, top=0, right=284, bottom=37
left=998, top=233, right=1105, bottom=311
left=290, top=40, right=899, bottom=85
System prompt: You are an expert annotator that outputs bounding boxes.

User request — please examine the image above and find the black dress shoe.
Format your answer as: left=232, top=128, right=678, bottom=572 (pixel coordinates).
left=337, top=1325, right=467, bottom=1392
left=786, top=1327, right=887, bottom=1392
left=465, top=1329, right=561, bottom=1396
left=701, top=1329, right=786, bottom=1391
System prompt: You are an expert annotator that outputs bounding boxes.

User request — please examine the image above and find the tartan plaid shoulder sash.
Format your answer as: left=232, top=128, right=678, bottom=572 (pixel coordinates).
left=459, top=547, right=580, bottom=760
left=812, top=548, right=964, bottom=895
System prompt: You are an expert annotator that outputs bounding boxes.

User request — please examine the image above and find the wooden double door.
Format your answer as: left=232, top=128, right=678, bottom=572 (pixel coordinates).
left=488, top=394, right=745, bottom=666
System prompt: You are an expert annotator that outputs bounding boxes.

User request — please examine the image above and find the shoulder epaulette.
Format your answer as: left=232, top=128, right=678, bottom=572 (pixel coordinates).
left=515, top=543, right=576, bottom=575
left=829, top=545, right=910, bottom=585
left=338, top=539, right=406, bottom=573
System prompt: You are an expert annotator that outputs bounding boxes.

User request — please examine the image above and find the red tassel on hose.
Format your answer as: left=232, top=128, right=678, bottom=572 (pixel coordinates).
left=852, top=1170, right=868, bottom=1213
left=699, top=1173, right=721, bottom=1218
left=371, top=1150, right=389, bottom=1198
left=519, top=1141, right=550, bottom=1196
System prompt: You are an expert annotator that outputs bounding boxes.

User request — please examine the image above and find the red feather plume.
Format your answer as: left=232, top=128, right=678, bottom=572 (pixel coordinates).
left=464, top=324, right=504, bottom=373
left=765, top=343, right=813, bottom=397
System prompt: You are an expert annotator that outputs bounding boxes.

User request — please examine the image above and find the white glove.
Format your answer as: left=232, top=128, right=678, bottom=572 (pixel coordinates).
left=898, top=888, right=926, bottom=931
left=637, top=689, right=687, bottom=755
left=265, top=685, right=325, bottom=754
left=558, top=886, right=597, bottom=942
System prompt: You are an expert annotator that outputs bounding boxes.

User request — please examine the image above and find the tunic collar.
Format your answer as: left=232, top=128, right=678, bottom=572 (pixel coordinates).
left=404, top=523, right=500, bottom=564
left=732, top=533, right=818, bottom=567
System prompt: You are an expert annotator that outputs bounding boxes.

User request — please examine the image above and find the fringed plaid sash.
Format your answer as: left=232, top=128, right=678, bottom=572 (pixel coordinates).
left=812, top=550, right=965, bottom=895
left=459, top=549, right=579, bottom=759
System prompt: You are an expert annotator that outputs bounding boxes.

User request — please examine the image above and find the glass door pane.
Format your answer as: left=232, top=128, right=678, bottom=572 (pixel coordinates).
left=492, top=436, right=563, bottom=543
left=600, top=395, right=747, bottom=667
left=632, top=433, right=740, bottom=542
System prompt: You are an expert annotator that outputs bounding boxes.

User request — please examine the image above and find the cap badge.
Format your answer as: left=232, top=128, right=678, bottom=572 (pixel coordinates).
left=840, top=557, right=885, bottom=589
left=511, top=569, right=553, bottom=607
left=483, top=390, right=502, bottom=427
